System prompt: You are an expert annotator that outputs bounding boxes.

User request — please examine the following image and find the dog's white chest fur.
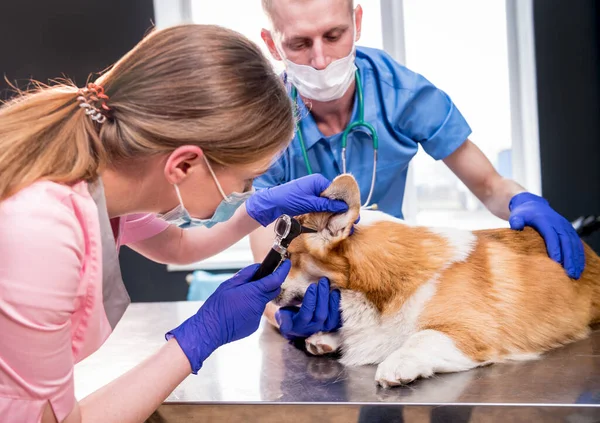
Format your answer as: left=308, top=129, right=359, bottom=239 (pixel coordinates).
left=339, top=211, right=476, bottom=368
left=304, top=210, right=479, bottom=385
left=338, top=278, right=438, bottom=366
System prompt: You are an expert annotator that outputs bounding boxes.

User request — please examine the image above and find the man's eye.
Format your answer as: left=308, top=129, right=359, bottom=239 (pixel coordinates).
left=325, top=35, right=340, bottom=42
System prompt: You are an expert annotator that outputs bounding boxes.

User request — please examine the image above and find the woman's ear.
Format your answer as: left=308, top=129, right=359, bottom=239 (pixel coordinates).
left=164, top=146, right=205, bottom=185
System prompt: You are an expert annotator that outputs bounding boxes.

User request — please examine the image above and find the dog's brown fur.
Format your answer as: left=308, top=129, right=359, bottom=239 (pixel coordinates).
left=285, top=174, right=600, bottom=366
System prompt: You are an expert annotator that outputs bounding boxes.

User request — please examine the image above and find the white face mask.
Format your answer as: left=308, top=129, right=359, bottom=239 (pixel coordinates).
left=277, top=32, right=357, bottom=102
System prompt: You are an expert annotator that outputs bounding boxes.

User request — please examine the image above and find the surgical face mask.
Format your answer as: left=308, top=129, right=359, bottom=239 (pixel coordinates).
left=159, top=156, right=255, bottom=229
left=278, top=33, right=357, bottom=102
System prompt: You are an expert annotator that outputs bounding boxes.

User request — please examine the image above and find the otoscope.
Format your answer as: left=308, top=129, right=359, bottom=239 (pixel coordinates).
left=250, top=214, right=317, bottom=281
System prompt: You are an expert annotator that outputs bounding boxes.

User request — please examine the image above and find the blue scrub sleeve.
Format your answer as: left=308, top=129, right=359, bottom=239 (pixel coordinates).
left=397, top=84, right=472, bottom=160
left=253, top=155, right=288, bottom=190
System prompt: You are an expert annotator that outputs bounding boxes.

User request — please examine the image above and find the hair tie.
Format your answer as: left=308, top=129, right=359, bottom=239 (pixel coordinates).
left=77, top=83, right=111, bottom=124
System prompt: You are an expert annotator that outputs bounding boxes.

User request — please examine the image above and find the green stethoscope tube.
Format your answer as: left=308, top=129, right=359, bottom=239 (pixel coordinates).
left=292, top=70, right=379, bottom=208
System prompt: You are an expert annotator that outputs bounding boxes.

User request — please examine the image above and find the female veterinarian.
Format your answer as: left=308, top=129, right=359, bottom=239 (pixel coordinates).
left=0, top=25, right=345, bottom=423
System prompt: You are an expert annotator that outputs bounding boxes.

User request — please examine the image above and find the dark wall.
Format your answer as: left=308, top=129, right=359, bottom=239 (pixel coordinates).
left=119, top=246, right=190, bottom=302
left=0, top=0, right=190, bottom=301
left=1, top=1, right=154, bottom=96
left=533, top=0, right=600, bottom=253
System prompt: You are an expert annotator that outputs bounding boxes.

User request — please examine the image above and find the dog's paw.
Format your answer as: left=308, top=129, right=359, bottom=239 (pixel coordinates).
left=305, top=332, right=340, bottom=356
left=375, top=353, right=434, bottom=388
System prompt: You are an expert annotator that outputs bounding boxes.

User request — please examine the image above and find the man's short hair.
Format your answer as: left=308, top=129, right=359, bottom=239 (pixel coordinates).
left=262, top=0, right=354, bottom=24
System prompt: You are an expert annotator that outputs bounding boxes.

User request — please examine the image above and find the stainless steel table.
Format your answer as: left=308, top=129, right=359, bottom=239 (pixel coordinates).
left=75, top=302, right=600, bottom=422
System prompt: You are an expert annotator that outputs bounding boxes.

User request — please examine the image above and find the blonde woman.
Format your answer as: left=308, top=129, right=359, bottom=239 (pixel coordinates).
left=0, top=25, right=348, bottom=423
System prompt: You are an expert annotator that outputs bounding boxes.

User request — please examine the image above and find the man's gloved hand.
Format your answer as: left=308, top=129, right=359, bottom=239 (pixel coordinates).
left=509, top=192, right=585, bottom=279
left=246, top=174, right=349, bottom=226
left=276, top=278, right=341, bottom=340
left=166, top=260, right=291, bottom=374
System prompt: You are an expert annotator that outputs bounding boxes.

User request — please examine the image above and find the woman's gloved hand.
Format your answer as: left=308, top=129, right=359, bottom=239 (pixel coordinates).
left=246, top=174, right=349, bottom=226
left=276, top=278, right=342, bottom=340
left=166, top=260, right=291, bottom=374
left=509, top=192, right=585, bottom=279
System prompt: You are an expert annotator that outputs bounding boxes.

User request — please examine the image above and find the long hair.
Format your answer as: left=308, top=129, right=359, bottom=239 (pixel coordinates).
left=0, top=24, right=294, bottom=201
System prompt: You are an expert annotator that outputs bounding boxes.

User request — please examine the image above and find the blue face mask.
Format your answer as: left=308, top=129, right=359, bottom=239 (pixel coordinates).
left=159, top=157, right=255, bottom=229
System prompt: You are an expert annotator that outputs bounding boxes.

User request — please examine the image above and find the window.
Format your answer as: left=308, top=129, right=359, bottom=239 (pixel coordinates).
left=158, top=0, right=540, bottom=272
left=190, top=0, right=383, bottom=61
left=402, top=0, right=513, bottom=230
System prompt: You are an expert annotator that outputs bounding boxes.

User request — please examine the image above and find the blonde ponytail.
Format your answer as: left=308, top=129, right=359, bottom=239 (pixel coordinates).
left=0, top=24, right=294, bottom=202
left=0, top=82, right=108, bottom=201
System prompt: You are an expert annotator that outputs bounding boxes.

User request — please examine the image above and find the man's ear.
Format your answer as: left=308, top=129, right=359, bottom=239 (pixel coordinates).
left=298, top=174, right=361, bottom=256
left=354, top=5, right=363, bottom=42
left=261, top=28, right=282, bottom=61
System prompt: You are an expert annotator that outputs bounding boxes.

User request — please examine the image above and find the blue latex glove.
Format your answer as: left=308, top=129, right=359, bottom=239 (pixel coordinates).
left=276, top=278, right=342, bottom=340
left=350, top=215, right=360, bottom=236
left=246, top=174, right=349, bottom=226
left=166, top=260, right=291, bottom=374
left=509, top=192, right=585, bottom=279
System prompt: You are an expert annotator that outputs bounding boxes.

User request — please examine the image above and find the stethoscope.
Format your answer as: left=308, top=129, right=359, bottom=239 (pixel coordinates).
left=291, top=69, right=379, bottom=209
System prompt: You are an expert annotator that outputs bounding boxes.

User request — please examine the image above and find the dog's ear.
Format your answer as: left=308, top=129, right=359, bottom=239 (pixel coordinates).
left=297, top=174, right=361, bottom=256
left=321, top=173, right=361, bottom=236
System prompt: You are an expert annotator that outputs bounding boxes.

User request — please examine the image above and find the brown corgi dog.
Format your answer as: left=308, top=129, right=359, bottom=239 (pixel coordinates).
left=273, top=174, right=600, bottom=387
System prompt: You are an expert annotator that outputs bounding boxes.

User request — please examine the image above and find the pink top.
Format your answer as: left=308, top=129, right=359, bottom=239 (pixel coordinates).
left=0, top=180, right=169, bottom=422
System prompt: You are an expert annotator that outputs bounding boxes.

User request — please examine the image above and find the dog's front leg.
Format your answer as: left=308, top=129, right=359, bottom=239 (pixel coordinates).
left=305, top=331, right=342, bottom=355
left=375, top=330, right=480, bottom=388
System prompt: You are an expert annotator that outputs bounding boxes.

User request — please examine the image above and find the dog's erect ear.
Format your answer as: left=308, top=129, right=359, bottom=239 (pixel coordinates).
left=321, top=173, right=361, bottom=236
left=297, top=174, right=361, bottom=255
left=322, top=174, right=362, bottom=209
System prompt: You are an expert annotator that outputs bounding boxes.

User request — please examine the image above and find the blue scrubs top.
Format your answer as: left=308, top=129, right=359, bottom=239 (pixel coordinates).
left=253, top=46, right=472, bottom=219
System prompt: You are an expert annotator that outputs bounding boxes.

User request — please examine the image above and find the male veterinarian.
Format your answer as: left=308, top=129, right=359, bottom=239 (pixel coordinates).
left=251, top=0, right=585, bottom=340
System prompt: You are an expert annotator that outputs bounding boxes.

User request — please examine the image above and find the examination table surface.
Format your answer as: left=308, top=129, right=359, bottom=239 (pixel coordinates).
left=74, top=301, right=600, bottom=422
